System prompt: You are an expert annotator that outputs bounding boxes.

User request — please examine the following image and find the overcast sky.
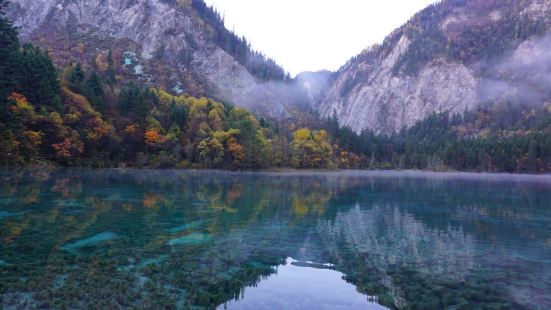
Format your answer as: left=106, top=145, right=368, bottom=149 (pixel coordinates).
left=204, top=0, right=439, bottom=76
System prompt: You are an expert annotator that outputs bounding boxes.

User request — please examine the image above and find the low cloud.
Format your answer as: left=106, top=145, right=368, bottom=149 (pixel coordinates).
left=478, top=33, right=551, bottom=106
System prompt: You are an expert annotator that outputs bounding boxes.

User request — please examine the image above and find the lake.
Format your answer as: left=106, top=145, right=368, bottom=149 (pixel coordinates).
left=0, top=169, right=550, bottom=309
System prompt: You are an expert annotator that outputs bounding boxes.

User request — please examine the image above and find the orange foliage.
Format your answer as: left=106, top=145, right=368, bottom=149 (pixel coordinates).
left=227, top=137, right=244, bottom=163
left=52, top=138, right=84, bottom=159
left=144, top=128, right=166, bottom=145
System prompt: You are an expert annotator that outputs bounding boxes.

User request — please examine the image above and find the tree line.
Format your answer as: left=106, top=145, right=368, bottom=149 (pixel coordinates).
left=323, top=104, right=551, bottom=173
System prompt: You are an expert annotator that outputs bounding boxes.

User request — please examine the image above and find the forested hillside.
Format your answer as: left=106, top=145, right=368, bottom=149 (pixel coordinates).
left=0, top=1, right=358, bottom=170
left=5, top=0, right=304, bottom=118
left=1, top=0, right=550, bottom=173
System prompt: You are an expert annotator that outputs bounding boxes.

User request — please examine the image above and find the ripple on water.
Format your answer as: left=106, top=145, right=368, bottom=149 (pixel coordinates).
left=0, top=210, right=25, bottom=220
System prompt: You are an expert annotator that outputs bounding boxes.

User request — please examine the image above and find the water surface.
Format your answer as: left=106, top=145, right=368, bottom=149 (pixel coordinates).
left=0, top=169, right=550, bottom=309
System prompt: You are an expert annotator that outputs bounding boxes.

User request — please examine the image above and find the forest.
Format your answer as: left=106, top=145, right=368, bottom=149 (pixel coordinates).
left=1, top=0, right=550, bottom=173
left=0, top=0, right=343, bottom=170
left=323, top=105, right=551, bottom=173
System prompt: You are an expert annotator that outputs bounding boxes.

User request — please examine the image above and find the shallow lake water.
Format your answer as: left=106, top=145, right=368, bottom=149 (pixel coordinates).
left=0, top=169, right=550, bottom=309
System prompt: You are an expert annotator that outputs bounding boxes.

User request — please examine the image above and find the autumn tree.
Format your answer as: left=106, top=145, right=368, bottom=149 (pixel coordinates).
left=291, top=128, right=334, bottom=169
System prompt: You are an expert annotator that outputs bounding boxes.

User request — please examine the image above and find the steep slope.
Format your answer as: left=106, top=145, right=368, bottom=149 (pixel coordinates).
left=317, top=0, right=551, bottom=134
left=6, top=0, right=308, bottom=117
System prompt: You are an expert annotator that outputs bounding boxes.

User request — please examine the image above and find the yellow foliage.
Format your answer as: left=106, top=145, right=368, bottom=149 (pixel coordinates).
left=49, top=112, right=64, bottom=128
left=314, top=130, right=329, bottom=142
left=23, top=131, right=43, bottom=147
left=61, top=86, right=113, bottom=141
left=125, top=124, right=139, bottom=134
left=293, top=128, right=312, bottom=142
left=8, top=92, right=35, bottom=114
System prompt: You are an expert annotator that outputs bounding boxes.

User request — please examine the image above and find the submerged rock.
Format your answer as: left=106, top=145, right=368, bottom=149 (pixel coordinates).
left=166, top=220, right=205, bottom=233
left=61, top=232, right=117, bottom=253
left=168, top=233, right=212, bottom=246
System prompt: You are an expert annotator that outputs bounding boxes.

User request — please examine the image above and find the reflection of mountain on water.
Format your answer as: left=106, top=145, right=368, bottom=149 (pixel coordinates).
left=1, top=169, right=550, bottom=309
left=317, top=203, right=478, bottom=308
left=319, top=203, right=475, bottom=281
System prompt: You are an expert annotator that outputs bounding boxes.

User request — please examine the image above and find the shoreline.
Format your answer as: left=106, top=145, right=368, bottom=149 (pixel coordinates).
left=2, top=166, right=551, bottom=181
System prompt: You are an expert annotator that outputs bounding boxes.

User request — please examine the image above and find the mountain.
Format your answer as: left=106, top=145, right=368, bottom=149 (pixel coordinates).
left=6, top=0, right=551, bottom=136
left=6, top=0, right=308, bottom=117
left=316, top=0, right=551, bottom=134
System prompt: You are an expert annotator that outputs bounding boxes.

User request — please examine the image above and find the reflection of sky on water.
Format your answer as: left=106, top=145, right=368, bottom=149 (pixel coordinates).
left=219, top=257, right=387, bottom=310
left=0, top=168, right=550, bottom=309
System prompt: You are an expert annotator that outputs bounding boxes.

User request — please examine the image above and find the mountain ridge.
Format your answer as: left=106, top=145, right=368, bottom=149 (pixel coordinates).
left=6, top=0, right=309, bottom=117
left=315, top=0, right=551, bottom=133
left=7, top=0, right=551, bottom=134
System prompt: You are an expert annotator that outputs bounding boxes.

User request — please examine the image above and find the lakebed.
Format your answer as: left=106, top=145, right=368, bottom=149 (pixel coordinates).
left=1, top=168, right=550, bottom=309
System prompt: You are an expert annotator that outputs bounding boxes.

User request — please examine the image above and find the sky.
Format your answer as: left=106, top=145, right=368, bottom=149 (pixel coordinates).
left=204, top=0, right=439, bottom=76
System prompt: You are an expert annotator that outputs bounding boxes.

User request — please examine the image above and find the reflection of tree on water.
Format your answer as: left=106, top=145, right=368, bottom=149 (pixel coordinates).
left=0, top=169, right=550, bottom=309
left=319, top=203, right=475, bottom=281
left=0, top=169, right=338, bottom=309
left=317, top=203, right=479, bottom=308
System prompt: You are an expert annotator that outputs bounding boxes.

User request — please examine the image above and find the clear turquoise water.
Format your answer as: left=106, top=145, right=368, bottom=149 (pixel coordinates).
left=0, top=169, right=550, bottom=309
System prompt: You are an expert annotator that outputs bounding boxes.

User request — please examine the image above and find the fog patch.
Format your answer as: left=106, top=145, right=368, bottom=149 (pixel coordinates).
left=478, top=33, right=551, bottom=106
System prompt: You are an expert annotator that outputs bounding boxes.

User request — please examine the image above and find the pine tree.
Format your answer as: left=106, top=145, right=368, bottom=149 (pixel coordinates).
left=0, top=0, right=19, bottom=103
left=68, top=63, right=85, bottom=93
left=17, top=44, right=61, bottom=110
left=84, top=72, right=106, bottom=113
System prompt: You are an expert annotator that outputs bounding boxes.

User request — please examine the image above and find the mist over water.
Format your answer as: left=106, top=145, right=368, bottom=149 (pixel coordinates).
left=0, top=169, right=550, bottom=309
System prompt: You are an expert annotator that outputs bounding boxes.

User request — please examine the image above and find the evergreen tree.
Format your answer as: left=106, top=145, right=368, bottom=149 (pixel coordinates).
left=68, top=63, right=85, bottom=93
left=17, top=44, right=61, bottom=111
left=84, top=72, right=106, bottom=113
left=0, top=0, right=19, bottom=103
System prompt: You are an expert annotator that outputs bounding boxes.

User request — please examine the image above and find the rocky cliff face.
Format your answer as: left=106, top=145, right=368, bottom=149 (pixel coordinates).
left=9, top=0, right=551, bottom=133
left=317, top=0, right=551, bottom=133
left=6, top=0, right=308, bottom=117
